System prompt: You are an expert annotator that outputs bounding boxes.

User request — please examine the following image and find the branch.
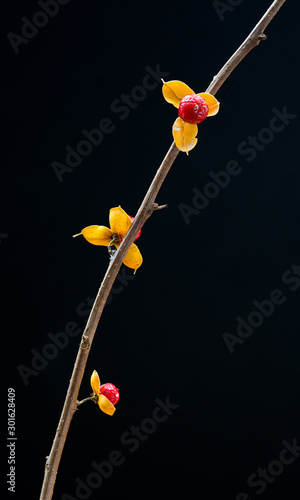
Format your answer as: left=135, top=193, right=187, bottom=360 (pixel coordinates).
left=206, top=0, right=286, bottom=95
left=39, top=1, right=286, bottom=498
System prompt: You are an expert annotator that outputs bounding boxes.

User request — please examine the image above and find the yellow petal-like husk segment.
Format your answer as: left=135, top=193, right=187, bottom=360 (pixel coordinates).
left=122, top=243, right=143, bottom=273
left=81, top=225, right=112, bottom=246
left=198, top=93, right=220, bottom=116
left=162, top=80, right=195, bottom=108
left=172, top=117, right=198, bottom=154
left=98, top=394, right=116, bottom=416
left=91, top=370, right=101, bottom=394
left=114, top=242, right=143, bottom=273
left=109, top=206, right=132, bottom=238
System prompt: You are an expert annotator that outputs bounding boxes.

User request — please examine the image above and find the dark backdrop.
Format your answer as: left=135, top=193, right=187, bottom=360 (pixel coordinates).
left=2, top=1, right=300, bottom=499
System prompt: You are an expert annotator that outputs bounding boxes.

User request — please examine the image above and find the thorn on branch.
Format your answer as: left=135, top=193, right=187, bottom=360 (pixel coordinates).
left=152, top=203, right=168, bottom=212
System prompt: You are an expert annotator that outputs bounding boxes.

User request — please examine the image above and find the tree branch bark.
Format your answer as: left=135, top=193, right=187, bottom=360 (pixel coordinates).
left=39, top=1, right=287, bottom=498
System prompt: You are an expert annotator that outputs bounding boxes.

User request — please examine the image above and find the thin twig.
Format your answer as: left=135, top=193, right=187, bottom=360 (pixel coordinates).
left=39, top=1, right=286, bottom=498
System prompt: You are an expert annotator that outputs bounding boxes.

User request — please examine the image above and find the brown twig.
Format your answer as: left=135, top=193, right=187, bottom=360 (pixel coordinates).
left=39, top=1, right=286, bottom=498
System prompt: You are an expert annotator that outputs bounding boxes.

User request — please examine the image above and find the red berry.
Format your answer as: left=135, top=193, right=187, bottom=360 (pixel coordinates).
left=99, top=383, right=120, bottom=405
left=129, top=215, right=141, bottom=241
left=178, top=94, right=209, bottom=124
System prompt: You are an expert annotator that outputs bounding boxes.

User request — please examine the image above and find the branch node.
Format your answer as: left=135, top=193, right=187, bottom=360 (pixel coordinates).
left=257, top=33, right=267, bottom=43
left=80, top=335, right=90, bottom=350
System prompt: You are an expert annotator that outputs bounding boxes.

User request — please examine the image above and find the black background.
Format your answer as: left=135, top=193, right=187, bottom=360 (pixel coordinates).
left=2, top=1, right=300, bottom=499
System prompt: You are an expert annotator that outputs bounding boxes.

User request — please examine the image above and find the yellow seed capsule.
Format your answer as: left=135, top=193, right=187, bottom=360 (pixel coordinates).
left=122, top=242, right=143, bottom=274
left=91, top=370, right=101, bottom=394
left=162, top=80, right=195, bottom=108
left=197, top=93, right=220, bottom=116
left=80, top=226, right=113, bottom=246
left=172, top=117, right=198, bottom=154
